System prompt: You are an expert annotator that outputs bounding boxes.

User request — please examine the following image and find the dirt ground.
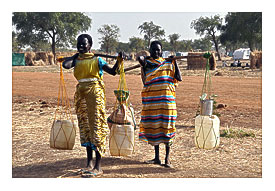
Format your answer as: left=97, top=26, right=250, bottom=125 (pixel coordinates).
left=12, top=61, right=262, bottom=178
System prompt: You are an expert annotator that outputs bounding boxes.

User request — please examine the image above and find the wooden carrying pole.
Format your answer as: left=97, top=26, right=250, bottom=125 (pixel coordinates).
left=94, top=53, right=117, bottom=59
left=124, top=64, right=141, bottom=72
left=124, top=56, right=201, bottom=72
left=95, top=54, right=204, bottom=72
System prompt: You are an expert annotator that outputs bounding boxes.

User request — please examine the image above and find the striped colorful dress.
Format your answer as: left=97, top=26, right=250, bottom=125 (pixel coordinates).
left=139, top=57, right=178, bottom=146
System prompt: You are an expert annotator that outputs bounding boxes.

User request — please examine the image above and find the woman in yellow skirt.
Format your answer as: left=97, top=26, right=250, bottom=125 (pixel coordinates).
left=60, top=34, right=123, bottom=177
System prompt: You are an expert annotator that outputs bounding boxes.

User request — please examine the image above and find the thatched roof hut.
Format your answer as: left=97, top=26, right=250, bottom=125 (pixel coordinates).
left=135, top=50, right=150, bottom=61
left=250, top=51, right=262, bottom=69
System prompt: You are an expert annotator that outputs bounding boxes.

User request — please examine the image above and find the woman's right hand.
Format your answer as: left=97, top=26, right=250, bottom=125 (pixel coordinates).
left=138, top=56, right=145, bottom=61
left=57, top=56, right=65, bottom=62
left=138, top=56, right=146, bottom=67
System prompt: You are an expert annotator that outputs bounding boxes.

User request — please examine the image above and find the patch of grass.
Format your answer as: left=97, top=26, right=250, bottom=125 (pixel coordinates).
left=220, top=128, right=255, bottom=138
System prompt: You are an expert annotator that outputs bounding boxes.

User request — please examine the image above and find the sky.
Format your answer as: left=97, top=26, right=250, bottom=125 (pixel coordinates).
left=85, top=12, right=228, bottom=49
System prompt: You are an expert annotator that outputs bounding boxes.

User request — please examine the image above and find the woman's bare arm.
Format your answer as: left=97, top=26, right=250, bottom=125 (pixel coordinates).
left=62, top=53, right=79, bottom=69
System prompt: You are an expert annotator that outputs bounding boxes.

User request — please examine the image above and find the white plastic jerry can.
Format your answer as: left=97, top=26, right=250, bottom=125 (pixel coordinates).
left=109, top=124, right=135, bottom=156
left=195, top=115, right=220, bottom=149
left=50, top=120, right=76, bottom=150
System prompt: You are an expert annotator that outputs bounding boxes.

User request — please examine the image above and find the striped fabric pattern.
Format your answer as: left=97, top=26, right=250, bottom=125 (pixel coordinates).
left=139, top=57, right=178, bottom=146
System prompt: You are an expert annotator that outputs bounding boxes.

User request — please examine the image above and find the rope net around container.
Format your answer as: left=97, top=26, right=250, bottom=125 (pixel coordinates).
left=115, top=58, right=130, bottom=108
left=195, top=52, right=213, bottom=116
left=195, top=115, right=219, bottom=149
left=194, top=52, right=219, bottom=149
left=108, top=58, right=135, bottom=156
left=50, top=59, right=76, bottom=150
left=201, top=52, right=213, bottom=100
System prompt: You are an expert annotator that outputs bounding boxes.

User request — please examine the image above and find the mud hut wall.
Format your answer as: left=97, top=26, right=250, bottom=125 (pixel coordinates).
left=250, top=51, right=262, bottom=69
left=257, top=52, right=262, bottom=68
left=187, top=52, right=216, bottom=70
left=35, top=52, right=48, bottom=62
left=250, top=52, right=256, bottom=68
left=25, top=52, right=36, bottom=66
left=187, top=52, right=206, bottom=70
left=24, top=52, right=76, bottom=66
left=25, top=52, right=48, bottom=66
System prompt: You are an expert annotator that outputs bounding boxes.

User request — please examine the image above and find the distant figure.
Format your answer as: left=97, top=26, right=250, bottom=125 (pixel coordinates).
left=237, top=60, right=241, bottom=67
left=222, top=61, right=227, bottom=67
left=232, top=60, right=237, bottom=67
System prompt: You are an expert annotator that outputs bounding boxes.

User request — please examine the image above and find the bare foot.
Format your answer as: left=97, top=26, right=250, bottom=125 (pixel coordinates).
left=145, top=159, right=161, bottom=165
left=77, top=166, right=93, bottom=175
left=162, top=160, right=173, bottom=168
left=81, top=168, right=103, bottom=178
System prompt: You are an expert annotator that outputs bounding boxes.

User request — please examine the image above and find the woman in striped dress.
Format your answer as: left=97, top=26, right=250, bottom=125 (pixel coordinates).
left=138, top=41, right=182, bottom=168
left=60, top=34, right=124, bottom=177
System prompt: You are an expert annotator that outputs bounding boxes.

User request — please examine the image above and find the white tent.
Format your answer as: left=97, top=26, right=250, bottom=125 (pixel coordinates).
left=162, top=51, right=172, bottom=58
left=233, top=48, right=251, bottom=60
left=176, top=52, right=188, bottom=57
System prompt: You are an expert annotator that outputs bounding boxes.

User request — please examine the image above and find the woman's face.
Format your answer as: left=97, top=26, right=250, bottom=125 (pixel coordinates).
left=77, top=37, right=91, bottom=54
left=150, top=44, right=162, bottom=59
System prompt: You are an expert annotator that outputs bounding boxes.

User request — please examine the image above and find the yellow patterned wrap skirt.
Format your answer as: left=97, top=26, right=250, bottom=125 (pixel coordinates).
left=74, top=80, right=109, bottom=156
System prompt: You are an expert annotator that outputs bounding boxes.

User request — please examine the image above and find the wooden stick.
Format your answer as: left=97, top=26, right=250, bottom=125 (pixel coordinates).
left=165, top=55, right=203, bottom=61
left=94, top=53, right=117, bottom=59
left=165, top=56, right=188, bottom=60
left=124, top=55, right=205, bottom=72
left=94, top=54, right=203, bottom=60
left=124, top=64, right=141, bottom=72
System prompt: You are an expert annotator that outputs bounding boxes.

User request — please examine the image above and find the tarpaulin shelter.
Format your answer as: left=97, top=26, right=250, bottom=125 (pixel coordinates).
left=12, top=53, right=25, bottom=66
left=233, top=48, right=250, bottom=60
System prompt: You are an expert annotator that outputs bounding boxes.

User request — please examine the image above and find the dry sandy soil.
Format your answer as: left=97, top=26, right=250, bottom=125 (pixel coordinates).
left=12, top=61, right=262, bottom=178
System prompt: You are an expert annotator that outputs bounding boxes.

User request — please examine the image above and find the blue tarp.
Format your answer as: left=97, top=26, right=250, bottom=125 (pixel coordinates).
left=12, top=53, right=25, bottom=66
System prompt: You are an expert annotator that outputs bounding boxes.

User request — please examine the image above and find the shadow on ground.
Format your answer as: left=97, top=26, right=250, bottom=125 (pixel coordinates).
left=12, top=157, right=178, bottom=178
left=175, top=125, right=194, bottom=129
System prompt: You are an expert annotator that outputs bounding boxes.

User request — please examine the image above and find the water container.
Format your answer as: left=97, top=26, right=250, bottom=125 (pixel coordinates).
left=50, top=120, right=76, bottom=150
left=200, top=99, right=214, bottom=116
left=195, top=115, right=220, bottom=149
left=109, top=124, right=134, bottom=156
